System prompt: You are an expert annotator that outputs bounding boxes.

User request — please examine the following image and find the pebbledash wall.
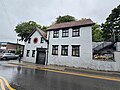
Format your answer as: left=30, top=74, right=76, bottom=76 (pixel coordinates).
left=47, top=26, right=93, bottom=68
left=23, top=30, right=47, bottom=63
left=90, top=51, right=120, bottom=71
left=47, top=26, right=120, bottom=71
left=90, top=42, right=120, bottom=71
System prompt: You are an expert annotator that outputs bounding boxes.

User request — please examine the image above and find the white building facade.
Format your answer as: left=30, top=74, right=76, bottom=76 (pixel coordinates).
left=47, top=19, right=94, bottom=68
left=23, top=28, right=48, bottom=64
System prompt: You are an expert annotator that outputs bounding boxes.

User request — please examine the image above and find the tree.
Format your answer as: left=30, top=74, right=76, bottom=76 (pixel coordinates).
left=101, top=4, right=120, bottom=41
left=15, top=21, right=47, bottom=41
left=55, top=15, right=76, bottom=24
left=92, top=23, right=104, bottom=42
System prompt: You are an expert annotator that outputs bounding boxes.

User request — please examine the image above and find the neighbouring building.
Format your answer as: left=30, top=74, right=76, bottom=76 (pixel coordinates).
left=22, top=28, right=48, bottom=64
left=47, top=19, right=95, bottom=67
left=0, top=42, right=24, bottom=55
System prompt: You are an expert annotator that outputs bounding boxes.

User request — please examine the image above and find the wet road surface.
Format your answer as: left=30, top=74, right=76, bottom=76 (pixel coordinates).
left=0, top=61, right=120, bottom=90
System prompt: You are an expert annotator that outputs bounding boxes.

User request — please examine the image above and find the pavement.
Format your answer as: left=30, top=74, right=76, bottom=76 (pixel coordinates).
left=6, top=60, right=120, bottom=78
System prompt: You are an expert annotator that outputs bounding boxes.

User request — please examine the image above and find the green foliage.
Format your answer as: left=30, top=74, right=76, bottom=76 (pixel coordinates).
left=101, top=4, right=120, bottom=41
left=92, top=23, right=104, bottom=42
left=15, top=48, right=21, bottom=55
left=55, top=15, right=76, bottom=24
left=15, top=21, right=47, bottom=40
left=41, top=26, right=48, bottom=33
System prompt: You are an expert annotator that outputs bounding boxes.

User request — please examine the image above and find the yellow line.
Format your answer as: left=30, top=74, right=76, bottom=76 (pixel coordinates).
left=8, top=64, right=120, bottom=82
left=0, top=79, right=6, bottom=90
left=35, top=68, right=120, bottom=82
left=19, top=65, right=120, bottom=82
left=0, top=76, right=15, bottom=90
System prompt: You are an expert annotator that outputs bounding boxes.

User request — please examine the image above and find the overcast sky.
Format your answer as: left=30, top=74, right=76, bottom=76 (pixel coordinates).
left=0, top=0, right=120, bottom=43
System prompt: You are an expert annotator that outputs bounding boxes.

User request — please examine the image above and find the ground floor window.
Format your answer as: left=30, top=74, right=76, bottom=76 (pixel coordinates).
left=61, top=45, right=68, bottom=56
left=52, top=45, right=58, bottom=55
left=72, top=45, right=80, bottom=57
left=32, top=50, right=35, bottom=57
left=26, top=50, right=30, bottom=57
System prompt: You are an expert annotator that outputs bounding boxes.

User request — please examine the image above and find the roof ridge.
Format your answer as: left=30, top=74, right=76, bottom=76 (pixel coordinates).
left=50, top=18, right=91, bottom=26
left=47, top=18, right=94, bottom=30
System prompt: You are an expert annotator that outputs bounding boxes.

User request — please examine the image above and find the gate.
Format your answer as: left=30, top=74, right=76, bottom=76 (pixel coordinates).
left=36, top=48, right=46, bottom=65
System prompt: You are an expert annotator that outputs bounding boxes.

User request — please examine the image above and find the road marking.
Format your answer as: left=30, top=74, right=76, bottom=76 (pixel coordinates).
left=7, top=63, right=120, bottom=82
left=18, top=65, right=120, bottom=82
left=0, top=79, right=5, bottom=90
left=41, top=69, right=120, bottom=82
left=0, top=76, right=15, bottom=90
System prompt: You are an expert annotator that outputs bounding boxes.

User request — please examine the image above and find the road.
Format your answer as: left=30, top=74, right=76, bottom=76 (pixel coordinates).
left=0, top=61, right=120, bottom=90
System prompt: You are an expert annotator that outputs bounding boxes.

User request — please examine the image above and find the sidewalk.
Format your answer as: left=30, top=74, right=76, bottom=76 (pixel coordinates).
left=8, top=60, right=120, bottom=78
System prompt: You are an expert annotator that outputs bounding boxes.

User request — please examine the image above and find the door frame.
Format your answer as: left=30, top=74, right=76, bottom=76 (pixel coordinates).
left=36, top=48, right=46, bottom=64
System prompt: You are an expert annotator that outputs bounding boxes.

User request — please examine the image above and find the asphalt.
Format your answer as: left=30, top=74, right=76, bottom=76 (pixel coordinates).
left=7, top=60, right=120, bottom=78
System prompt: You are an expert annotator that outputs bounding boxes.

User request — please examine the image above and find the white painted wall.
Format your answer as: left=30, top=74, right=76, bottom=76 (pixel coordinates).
left=22, top=31, right=47, bottom=63
left=48, top=26, right=93, bottom=67
left=89, top=52, right=120, bottom=71
left=116, top=42, right=120, bottom=51
left=48, top=26, right=120, bottom=71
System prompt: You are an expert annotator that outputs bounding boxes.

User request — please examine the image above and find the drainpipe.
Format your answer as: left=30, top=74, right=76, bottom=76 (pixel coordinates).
left=46, top=31, right=50, bottom=66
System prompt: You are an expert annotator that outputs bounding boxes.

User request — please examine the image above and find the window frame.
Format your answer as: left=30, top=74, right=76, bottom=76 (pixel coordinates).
left=28, top=38, right=31, bottom=44
left=61, top=45, right=68, bottom=56
left=52, top=45, right=58, bottom=55
left=53, top=30, right=59, bottom=38
left=32, top=50, right=35, bottom=57
left=72, top=28, right=80, bottom=37
left=62, top=29, right=69, bottom=37
left=72, top=45, right=80, bottom=57
left=40, top=37, right=44, bottom=43
left=26, top=50, right=30, bottom=57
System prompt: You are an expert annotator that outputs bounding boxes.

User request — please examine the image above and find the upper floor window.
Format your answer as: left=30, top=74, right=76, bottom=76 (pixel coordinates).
left=62, top=29, right=69, bottom=37
left=53, top=30, right=59, bottom=38
left=52, top=45, right=58, bottom=55
left=72, top=45, right=80, bottom=57
left=32, top=50, right=35, bottom=57
left=40, top=37, right=44, bottom=43
left=26, top=50, right=30, bottom=57
left=72, top=28, right=80, bottom=37
left=61, top=45, right=68, bottom=56
left=28, top=38, right=31, bottom=44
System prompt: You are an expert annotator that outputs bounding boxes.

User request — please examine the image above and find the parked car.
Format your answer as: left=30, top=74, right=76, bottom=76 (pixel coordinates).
left=0, top=53, right=19, bottom=60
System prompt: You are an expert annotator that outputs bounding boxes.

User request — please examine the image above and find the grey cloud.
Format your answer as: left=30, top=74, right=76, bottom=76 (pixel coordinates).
left=0, top=0, right=120, bottom=42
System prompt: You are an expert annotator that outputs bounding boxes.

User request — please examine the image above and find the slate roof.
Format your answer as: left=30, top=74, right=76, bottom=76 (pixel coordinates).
left=24, top=27, right=47, bottom=42
left=47, top=19, right=94, bottom=30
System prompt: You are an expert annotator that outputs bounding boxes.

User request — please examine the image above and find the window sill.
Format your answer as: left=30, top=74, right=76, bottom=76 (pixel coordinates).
left=72, top=36, right=80, bottom=37
left=52, top=54, right=58, bottom=55
left=72, top=55, right=80, bottom=57
left=61, top=54, right=68, bottom=56
left=62, top=36, right=69, bottom=38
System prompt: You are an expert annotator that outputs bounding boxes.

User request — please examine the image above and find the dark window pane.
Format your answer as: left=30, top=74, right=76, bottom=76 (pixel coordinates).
left=72, top=45, right=80, bottom=57
left=61, top=45, right=68, bottom=56
left=32, top=50, right=35, bottom=57
left=52, top=45, right=58, bottom=55
left=53, top=31, right=59, bottom=38
left=62, top=30, right=69, bottom=37
left=26, top=50, right=30, bottom=57
left=72, top=29, right=80, bottom=37
left=40, top=37, right=44, bottom=43
left=28, top=38, right=31, bottom=43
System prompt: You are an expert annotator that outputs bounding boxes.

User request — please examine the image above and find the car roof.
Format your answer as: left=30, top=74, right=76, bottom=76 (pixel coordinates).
left=4, top=53, right=14, bottom=54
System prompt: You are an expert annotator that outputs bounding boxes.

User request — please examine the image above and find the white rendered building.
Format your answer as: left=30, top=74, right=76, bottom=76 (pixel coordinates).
left=23, top=28, right=48, bottom=64
left=47, top=19, right=94, bottom=68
